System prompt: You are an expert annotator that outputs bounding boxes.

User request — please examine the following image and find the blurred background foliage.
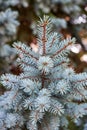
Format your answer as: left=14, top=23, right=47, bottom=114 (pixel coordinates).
left=1, top=0, right=87, bottom=129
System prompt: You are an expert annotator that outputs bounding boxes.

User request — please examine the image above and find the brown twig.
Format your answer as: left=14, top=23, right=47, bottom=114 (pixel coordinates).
left=40, top=22, right=48, bottom=55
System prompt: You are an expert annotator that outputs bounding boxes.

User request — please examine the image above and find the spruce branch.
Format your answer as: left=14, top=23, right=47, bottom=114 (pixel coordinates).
left=13, top=42, right=38, bottom=61
left=0, top=16, right=87, bottom=130
left=51, top=38, right=76, bottom=58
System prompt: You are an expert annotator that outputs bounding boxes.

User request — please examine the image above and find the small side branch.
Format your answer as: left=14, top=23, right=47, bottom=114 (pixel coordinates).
left=73, top=78, right=87, bottom=84
left=54, top=61, right=66, bottom=68
left=15, top=45, right=38, bottom=60
left=21, top=60, right=38, bottom=69
left=49, top=36, right=56, bottom=48
left=73, top=88, right=86, bottom=99
left=51, top=78, right=62, bottom=81
left=51, top=42, right=72, bottom=58
left=21, top=76, right=39, bottom=80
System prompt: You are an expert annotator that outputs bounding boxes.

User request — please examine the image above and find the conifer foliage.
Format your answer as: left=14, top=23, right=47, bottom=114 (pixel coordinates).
left=1, top=16, right=87, bottom=130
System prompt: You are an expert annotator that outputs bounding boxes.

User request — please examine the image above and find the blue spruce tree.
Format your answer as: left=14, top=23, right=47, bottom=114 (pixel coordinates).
left=1, top=16, right=87, bottom=130
left=0, top=6, right=19, bottom=74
